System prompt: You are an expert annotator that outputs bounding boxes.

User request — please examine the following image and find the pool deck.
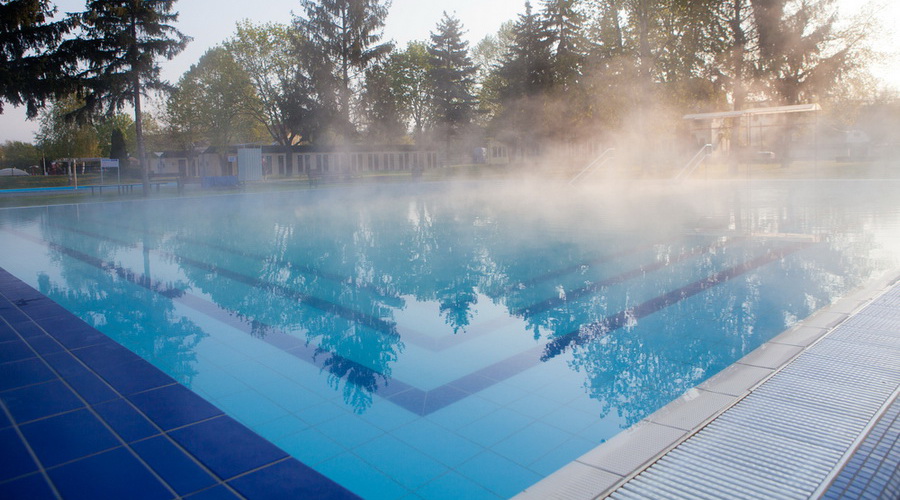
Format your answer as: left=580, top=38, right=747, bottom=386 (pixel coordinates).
left=516, top=272, right=900, bottom=500
left=1, top=261, right=898, bottom=499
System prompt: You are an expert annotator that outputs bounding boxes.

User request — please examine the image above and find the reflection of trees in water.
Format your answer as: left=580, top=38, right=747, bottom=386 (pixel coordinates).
left=22, top=183, right=894, bottom=416
left=35, top=205, right=204, bottom=384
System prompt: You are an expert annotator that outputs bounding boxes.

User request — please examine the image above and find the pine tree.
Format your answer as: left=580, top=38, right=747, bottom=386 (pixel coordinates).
left=0, top=0, right=77, bottom=117
left=65, top=0, right=189, bottom=195
left=499, top=2, right=554, bottom=99
left=541, top=0, right=585, bottom=87
left=294, top=0, right=393, bottom=140
left=109, top=127, right=127, bottom=163
left=427, top=12, right=477, bottom=151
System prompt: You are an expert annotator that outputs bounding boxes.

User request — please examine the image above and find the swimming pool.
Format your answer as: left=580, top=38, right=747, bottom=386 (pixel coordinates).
left=1, top=179, right=898, bottom=498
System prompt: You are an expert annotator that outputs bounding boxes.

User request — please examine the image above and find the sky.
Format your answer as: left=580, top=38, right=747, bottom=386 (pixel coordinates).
left=1, top=0, right=897, bottom=144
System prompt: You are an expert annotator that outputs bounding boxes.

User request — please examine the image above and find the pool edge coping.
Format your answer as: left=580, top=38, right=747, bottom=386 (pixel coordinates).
left=513, top=269, right=900, bottom=499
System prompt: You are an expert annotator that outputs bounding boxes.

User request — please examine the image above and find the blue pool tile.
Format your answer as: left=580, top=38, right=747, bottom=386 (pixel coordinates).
left=0, top=357, right=55, bottom=392
left=0, top=379, right=83, bottom=424
left=48, top=447, right=172, bottom=500
left=297, top=401, right=349, bottom=426
left=131, top=435, right=218, bottom=496
left=457, top=408, right=534, bottom=447
left=416, top=472, right=498, bottom=500
left=92, top=358, right=177, bottom=396
left=71, top=341, right=142, bottom=369
left=169, top=416, right=288, bottom=480
left=21, top=331, right=65, bottom=356
left=42, top=350, right=92, bottom=378
left=0, top=339, right=35, bottom=364
left=427, top=397, right=501, bottom=431
left=65, top=372, right=118, bottom=405
left=93, top=398, right=159, bottom=443
left=316, top=413, right=384, bottom=449
left=355, top=435, right=448, bottom=490
left=128, top=384, right=222, bottom=431
left=422, top=385, right=470, bottom=415
left=20, top=299, right=69, bottom=320
left=0, top=323, right=16, bottom=342
left=274, top=428, right=345, bottom=466
left=456, top=451, right=542, bottom=498
left=0, top=427, right=39, bottom=481
left=392, top=419, right=482, bottom=468
left=214, top=390, right=289, bottom=428
left=184, top=485, right=241, bottom=499
left=47, top=324, right=112, bottom=350
left=254, top=414, right=309, bottom=441
left=19, top=408, right=120, bottom=467
left=527, top=436, right=597, bottom=476
left=492, top=421, right=573, bottom=467
left=318, top=453, right=408, bottom=500
left=229, top=458, right=360, bottom=500
left=0, top=407, right=10, bottom=429
left=8, top=319, right=42, bottom=339
left=0, top=473, right=56, bottom=499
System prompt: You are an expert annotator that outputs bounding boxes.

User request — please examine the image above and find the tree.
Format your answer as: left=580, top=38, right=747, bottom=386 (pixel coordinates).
left=388, top=41, right=434, bottom=140
left=64, top=0, right=189, bottom=195
left=109, top=127, right=127, bottom=163
left=166, top=46, right=262, bottom=153
left=36, top=95, right=100, bottom=161
left=227, top=22, right=312, bottom=145
left=1, top=140, right=42, bottom=170
left=542, top=0, right=585, bottom=86
left=0, top=0, right=77, bottom=117
left=428, top=12, right=478, bottom=151
left=294, top=0, right=393, bottom=140
left=750, top=0, right=864, bottom=105
left=489, top=2, right=555, bottom=156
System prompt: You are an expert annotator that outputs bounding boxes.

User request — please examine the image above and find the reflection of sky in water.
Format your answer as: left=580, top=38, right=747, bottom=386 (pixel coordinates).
left=0, top=180, right=897, bottom=499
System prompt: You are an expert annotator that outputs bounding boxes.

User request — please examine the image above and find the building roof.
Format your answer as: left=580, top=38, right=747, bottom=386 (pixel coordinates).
left=684, top=103, right=822, bottom=121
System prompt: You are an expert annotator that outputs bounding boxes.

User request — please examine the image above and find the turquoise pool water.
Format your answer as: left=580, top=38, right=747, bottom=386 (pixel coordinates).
left=1, top=179, right=898, bottom=498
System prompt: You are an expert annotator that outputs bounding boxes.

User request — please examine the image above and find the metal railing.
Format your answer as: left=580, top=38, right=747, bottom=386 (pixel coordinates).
left=568, top=148, right=615, bottom=185
left=674, top=144, right=713, bottom=182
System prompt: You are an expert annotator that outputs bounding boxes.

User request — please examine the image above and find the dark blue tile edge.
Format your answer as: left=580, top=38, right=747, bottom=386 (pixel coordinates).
left=0, top=266, right=361, bottom=499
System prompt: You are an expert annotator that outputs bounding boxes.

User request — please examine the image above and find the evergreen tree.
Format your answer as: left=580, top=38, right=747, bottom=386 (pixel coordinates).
left=541, top=0, right=585, bottom=86
left=0, top=0, right=77, bottom=117
left=427, top=12, right=477, bottom=151
left=64, top=0, right=189, bottom=195
left=109, top=127, right=127, bottom=163
left=488, top=2, right=555, bottom=157
left=294, top=0, right=393, bottom=140
left=499, top=2, right=554, bottom=99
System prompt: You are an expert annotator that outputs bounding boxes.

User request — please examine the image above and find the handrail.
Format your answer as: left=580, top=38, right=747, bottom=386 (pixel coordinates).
left=674, top=144, right=712, bottom=182
left=569, top=148, right=615, bottom=184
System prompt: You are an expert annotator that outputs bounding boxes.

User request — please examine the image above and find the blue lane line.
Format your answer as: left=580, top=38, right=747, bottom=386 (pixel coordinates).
left=0, top=226, right=812, bottom=417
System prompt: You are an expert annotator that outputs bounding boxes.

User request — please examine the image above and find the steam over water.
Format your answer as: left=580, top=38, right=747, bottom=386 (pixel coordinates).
left=0, top=178, right=897, bottom=498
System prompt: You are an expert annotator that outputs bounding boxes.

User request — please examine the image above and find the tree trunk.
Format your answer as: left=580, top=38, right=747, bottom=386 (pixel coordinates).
left=729, top=0, right=747, bottom=173
left=134, top=76, right=149, bottom=196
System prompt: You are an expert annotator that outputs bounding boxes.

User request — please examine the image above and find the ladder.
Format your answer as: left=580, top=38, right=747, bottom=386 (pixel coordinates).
left=568, top=148, right=615, bottom=185
left=674, top=144, right=713, bottom=182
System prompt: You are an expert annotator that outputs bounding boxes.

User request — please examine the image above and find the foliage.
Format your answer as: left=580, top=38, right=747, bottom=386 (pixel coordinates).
left=63, top=0, right=189, bottom=192
left=226, top=22, right=307, bottom=146
left=293, top=0, right=393, bottom=141
left=428, top=12, right=478, bottom=149
left=0, top=140, right=42, bottom=169
left=0, top=0, right=77, bottom=117
left=166, top=45, right=263, bottom=150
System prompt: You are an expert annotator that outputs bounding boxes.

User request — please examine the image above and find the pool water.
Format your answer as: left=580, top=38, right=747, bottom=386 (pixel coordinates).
left=1, top=179, right=898, bottom=498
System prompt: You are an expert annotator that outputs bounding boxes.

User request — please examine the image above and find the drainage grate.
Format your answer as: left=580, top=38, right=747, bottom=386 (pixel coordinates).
left=608, top=283, right=900, bottom=500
